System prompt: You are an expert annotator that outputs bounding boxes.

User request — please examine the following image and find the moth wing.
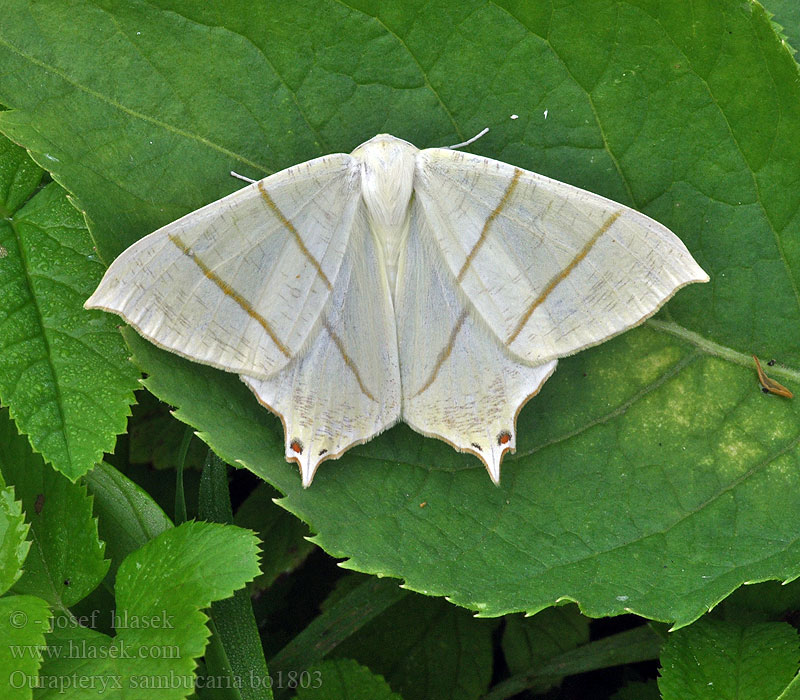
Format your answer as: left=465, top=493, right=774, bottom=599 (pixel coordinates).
left=86, top=153, right=361, bottom=379
left=244, top=203, right=401, bottom=487
left=414, top=148, right=709, bottom=365
left=397, top=197, right=556, bottom=484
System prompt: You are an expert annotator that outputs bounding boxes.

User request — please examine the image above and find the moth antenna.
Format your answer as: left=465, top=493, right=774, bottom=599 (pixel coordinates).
left=230, top=170, right=257, bottom=184
left=448, top=127, right=489, bottom=150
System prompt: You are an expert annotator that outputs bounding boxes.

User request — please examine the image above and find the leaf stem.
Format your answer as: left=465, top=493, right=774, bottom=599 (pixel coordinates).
left=646, top=319, right=800, bottom=382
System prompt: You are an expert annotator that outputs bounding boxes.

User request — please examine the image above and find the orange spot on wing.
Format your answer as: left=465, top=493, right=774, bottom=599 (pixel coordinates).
left=498, top=431, right=512, bottom=445
left=290, top=439, right=303, bottom=454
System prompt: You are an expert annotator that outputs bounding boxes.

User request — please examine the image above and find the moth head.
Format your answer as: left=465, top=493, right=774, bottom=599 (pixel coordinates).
left=352, top=134, right=418, bottom=230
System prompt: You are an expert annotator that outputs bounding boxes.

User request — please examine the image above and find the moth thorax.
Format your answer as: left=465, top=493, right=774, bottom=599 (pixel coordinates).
left=354, top=136, right=418, bottom=284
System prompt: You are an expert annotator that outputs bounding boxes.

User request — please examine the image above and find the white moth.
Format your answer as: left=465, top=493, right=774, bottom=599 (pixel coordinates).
left=86, top=134, right=708, bottom=486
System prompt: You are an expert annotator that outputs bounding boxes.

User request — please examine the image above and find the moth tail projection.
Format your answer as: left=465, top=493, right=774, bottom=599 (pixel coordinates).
left=403, top=358, right=558, bottom=486
left=239, top=289, right=402, bottom=487
left=287, top=436, right=332, bottom=489
left=239, top=198, right=402, bottom=488
left=286, top=418, right=399, bottom=489
left=243, top=371, right=401, bottom=487
left=398, top=196, right=560, bottom=485
left=287, top=418, right=399, bottom=487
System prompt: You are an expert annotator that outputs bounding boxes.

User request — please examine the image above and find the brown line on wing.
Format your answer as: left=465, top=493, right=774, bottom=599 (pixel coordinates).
left=456, top=168, right=523, bottom=282
left=507, top=209, right=623, bottom=345
left=411, top=308, right=469, bottom=398
left=257, top=180, right=333, bottom=291
left=168, top=233, right=291, bottom=358
left=321, top=319, right=377, bottom=402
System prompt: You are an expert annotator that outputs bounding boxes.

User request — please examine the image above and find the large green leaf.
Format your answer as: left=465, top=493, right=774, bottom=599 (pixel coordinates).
left=0, top=135, right=140, bottom=480
left=37, top=521, right=261, bottom=700
left=0, top=407, right=109, bottom=608
left=0, top=0, right=798, bottom=626
left=658, top=618, right=800, bottom=700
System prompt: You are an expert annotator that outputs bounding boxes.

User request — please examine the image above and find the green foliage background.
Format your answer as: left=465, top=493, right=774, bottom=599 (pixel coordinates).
left=0, top=1, right=798, bottom=686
